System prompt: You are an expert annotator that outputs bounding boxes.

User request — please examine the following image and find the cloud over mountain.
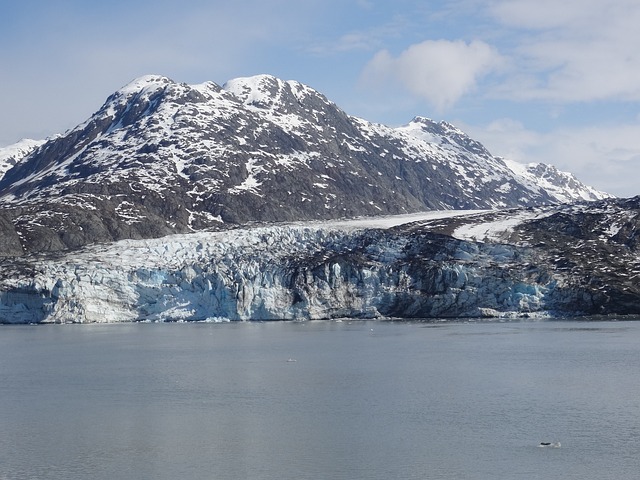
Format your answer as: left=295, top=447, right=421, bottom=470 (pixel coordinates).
left=362, top=40, right=503, bottom=111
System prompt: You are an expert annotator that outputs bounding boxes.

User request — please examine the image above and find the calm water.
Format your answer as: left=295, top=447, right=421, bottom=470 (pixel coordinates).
left=1, top=319, right=639, bottom=480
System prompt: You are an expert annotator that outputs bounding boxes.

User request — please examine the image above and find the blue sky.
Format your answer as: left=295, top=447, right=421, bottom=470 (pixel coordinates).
left=1, top=0, right=639, bottom=197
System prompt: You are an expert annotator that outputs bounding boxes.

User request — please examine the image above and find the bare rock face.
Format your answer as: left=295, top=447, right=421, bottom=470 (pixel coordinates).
left=0, top=74, right=608, bottom=256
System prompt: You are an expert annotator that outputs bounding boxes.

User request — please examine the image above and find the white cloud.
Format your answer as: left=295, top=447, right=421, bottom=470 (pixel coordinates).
left=489, top=0, right=604, bottom=29
left=362, top=39, right=503, bottom=111
left=488, top=0, right=640, bottom=103
left=465, top=118, right=542, bottom=163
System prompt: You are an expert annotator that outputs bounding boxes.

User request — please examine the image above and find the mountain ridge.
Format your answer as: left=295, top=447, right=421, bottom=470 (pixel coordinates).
left=0, top=74, right=610, bottom=256
left=0, top=138, right=45, bottom=180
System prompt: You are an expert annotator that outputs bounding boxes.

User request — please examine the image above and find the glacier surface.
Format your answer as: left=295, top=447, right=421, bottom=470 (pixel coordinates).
left=5, top=203, right=635, bottom=324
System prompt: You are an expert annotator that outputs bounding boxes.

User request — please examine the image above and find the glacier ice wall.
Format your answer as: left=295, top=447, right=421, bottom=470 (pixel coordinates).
left=0, top=223, right=569, bottom=323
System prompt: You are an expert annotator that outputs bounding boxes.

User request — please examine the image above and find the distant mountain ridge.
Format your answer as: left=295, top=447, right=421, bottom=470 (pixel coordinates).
left=0, top=74, right=609, bottom=255
left=0, top=138, right=45, bottom=180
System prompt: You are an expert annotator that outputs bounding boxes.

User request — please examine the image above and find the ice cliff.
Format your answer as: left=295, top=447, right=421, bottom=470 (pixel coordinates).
left=2, top=198, right=639, bottom=323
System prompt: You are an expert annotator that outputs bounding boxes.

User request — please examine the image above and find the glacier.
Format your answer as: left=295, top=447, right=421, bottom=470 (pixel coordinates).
left=4, top=200, right=639, bottom=324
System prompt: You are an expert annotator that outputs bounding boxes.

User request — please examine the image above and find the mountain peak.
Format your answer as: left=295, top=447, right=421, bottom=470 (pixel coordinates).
left=0, top=138, right=45, bottom=181
left=223, top=74, right=323, bottom=109
left=407, top=116, right=466, bottom=137
left=400, top=116, right=490, bottom=157
left=115, top=75, right=175, bottom=97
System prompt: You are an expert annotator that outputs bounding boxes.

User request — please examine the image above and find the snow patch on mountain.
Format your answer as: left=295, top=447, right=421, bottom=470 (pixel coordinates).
left=453, top=209, right=543, bottom=243
left=223, top=74, right=318, bottom=109
left=502, top=157, right=608, bottom=203
left=115, top=74, right=173, bottom=97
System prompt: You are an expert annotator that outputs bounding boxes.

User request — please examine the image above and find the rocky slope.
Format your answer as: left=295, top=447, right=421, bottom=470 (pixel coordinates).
left=0, top=74, right=608, bottom=256
left=1, top=196, right=638, bottom=323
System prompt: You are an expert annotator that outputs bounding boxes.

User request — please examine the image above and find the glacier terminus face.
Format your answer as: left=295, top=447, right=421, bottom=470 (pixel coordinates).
left=2, top=199, right=639, bottom=323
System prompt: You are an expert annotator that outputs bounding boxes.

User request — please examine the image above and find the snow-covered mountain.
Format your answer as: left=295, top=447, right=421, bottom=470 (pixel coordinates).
left=501, top=158, right=604, bottom=203
left=0, top=74, right=609, bottom=255
left=1, top=196, right=638, bottom=323
left=0, top=138, right=45, bottom=181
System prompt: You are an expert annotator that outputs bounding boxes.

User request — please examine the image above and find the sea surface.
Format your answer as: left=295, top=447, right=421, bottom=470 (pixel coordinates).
left=1, top=318, right=639, bottom=480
